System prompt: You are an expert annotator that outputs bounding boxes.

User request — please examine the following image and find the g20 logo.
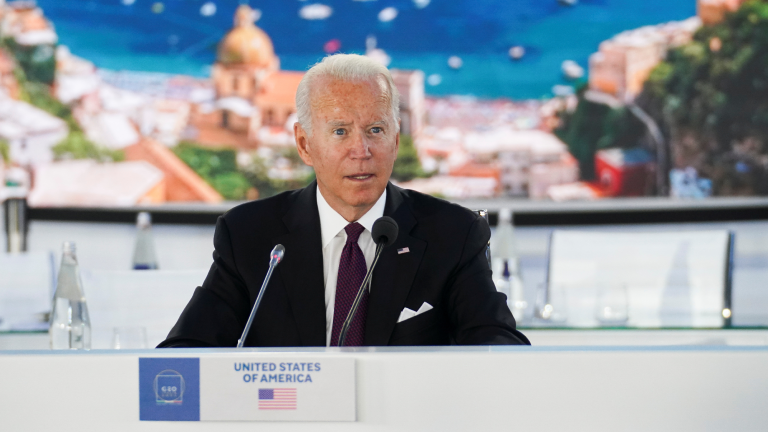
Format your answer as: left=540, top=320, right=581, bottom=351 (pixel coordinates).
left=161, top=386, right=178, bottom=397
left=154, top=370, right=185, bottom=405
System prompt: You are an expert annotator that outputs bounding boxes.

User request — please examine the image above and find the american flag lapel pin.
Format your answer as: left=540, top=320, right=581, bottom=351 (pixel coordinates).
left=397, top=247, right=410, bottom=255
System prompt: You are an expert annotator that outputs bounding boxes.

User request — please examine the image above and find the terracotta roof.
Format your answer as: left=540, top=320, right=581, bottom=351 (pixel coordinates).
left=19, top=11, right=49, bottom=32
left=257, top=71, right=304, bottom=108
left=124, top=138, right=223, bottom=203
left=0, top=49, right=15, bottom=73
left=449, top=162, right=501, bottom=180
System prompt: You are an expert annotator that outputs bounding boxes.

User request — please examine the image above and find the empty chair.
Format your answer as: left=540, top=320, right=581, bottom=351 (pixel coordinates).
left=81, top=269, right=207, bottom=348
left=0, top=252, right=54, bottom=331
left=542, top=229, right=734, bottom=328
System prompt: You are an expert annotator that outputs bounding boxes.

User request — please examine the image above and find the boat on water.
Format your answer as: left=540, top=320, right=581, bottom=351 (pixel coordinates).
left=324, top=39, right=341, bottom=54
left=509, top=46, right=525, bottom=60
left=378, top=7, right=398, bottom=22
left=448, top=56, right=463, bottom=70
left=561, top=60, right=584, bottom=80
left=200, top=2, right=216, bottom=17
left=299, top=4, right=333, bottom=20
left=365, top=35, right=391, bottom=67
left=552, top=85, right=575, bottom=97
left=427, top=74, right=442, bottom=86
left=558, top=0, right=578, bottom=6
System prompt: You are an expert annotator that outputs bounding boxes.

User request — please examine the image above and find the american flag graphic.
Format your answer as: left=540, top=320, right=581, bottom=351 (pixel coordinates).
left=258, top=388, right=297, bottom=410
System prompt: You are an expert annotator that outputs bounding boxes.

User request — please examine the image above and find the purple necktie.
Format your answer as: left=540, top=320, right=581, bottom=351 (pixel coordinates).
left=330, top=222, right=369, bottom=346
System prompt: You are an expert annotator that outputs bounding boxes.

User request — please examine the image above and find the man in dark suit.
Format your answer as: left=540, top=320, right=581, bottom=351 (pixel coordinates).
left=159, top=54, right=529, bottom=347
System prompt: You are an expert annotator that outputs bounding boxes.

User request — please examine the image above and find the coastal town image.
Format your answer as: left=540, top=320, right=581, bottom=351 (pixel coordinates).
left=0, top=0, right=764, bottom=206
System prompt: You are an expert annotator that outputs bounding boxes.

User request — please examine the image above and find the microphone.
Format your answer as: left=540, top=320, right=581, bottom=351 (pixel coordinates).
left=337, top=217, right=399, bottom=346
left=371, top=216, right=398, bottom=247
left=237, top=244, right=285, bottom=348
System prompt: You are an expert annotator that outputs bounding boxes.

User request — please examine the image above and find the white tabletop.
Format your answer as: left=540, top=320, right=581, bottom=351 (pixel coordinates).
left=2, top=344, right=767, bottom=431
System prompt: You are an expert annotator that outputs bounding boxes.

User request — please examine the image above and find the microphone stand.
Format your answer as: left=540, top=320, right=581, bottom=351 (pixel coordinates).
left=337, top=242, right=384, bottom=347
left=237, top=245, right=284, bottom=348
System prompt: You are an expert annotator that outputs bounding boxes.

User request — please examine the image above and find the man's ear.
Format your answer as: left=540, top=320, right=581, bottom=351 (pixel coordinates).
left=394, top=120, right=401, bottom=153
left=294, top=122, right=314, bottom=167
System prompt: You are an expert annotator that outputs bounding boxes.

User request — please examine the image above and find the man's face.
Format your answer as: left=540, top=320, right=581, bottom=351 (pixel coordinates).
left=295, top=76, right=399, bottom=221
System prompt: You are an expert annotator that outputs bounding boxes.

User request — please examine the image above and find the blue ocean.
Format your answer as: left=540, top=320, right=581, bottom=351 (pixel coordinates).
left=37, top=0, right=695, bottom=99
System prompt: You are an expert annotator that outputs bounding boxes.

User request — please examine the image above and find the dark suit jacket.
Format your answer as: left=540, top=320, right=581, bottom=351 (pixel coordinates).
left=159, top=182, right=530, bottom=347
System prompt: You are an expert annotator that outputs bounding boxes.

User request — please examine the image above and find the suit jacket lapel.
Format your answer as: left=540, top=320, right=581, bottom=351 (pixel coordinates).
left=275, top=183, right=327, bottom=346
left=365, top=184, right=426, bottom=345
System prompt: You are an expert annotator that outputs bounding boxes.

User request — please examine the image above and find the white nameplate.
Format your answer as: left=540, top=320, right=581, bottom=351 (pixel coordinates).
left=199, top=356, right=355, bottom=421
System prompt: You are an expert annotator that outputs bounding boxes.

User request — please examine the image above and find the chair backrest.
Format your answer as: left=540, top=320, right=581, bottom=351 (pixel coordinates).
left=0, top=252, right=54, bottom=331
left=473, top=209, right=492, bottom=269
left=81, top=269, right=207, bottom=348
left=544, top=229, right=734, bottom=328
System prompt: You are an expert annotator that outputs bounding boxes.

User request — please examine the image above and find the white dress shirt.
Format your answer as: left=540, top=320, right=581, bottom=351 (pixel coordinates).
left=316, top=186, right=387, bottom=346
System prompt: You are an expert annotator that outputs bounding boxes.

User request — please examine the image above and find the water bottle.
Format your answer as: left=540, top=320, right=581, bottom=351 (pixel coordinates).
left=491, top=208, right=516, bottom=273
left=494, top=260, right=512, bottom=300
left=492, top=208, right=527, bottom=322
left=50, top=241, right=91, bottom=349
left=507, top=258, right=528, bottom=322
left=133, top=212, right=159, bottom=270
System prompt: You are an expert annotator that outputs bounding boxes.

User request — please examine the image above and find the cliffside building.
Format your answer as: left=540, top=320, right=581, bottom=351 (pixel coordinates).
left=588, top=18, right=700, bottom=102
left=697, top=0, right=747, bottom=25
left=391, top=69, right=425, bottom=138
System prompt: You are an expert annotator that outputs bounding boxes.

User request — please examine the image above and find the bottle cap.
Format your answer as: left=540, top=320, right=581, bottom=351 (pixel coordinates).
left=137, top=212, right=151, bottom=228
left=498, top=208, right=512, bottom=224
left=62, top=241, right=76, bottom=254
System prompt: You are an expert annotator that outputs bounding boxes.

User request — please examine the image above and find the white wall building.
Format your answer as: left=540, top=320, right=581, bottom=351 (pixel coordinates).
left=28, top=160, right=165, bottom=207
left=0, top=93, right=68, bottom=168
left=397, top=175, right=498, bottom=199
left=463, top=128, right=578, bottom=198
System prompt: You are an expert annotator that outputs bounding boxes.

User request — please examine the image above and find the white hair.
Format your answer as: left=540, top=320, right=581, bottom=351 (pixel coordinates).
left=295, top=53, right=400, bottom=136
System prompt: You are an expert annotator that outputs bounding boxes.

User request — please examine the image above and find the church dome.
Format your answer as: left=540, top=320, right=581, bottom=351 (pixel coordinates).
left=217, top=5, right=276, bottom=68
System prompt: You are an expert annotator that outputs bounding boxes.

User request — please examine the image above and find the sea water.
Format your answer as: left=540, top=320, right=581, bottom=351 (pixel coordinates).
left=36, top=0, right=694, bottom=99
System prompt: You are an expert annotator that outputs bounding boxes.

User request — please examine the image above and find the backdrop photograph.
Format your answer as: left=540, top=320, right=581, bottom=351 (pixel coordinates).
left=0, top=0, right=763, bottom=206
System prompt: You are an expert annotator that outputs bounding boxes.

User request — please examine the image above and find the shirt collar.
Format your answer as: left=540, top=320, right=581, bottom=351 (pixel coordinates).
left=316, top=186, right=387, bottom=248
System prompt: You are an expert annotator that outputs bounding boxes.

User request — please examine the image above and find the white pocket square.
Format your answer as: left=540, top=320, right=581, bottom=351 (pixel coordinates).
left=397, top=302, right=433, bottom=323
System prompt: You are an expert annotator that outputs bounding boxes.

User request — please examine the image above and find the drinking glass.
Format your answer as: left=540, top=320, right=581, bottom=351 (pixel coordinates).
left=112, top=326, right=148, bottom=349
left=534, top=283, right=567, bottom=324
left=595, top=284, right=629, bottom=326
